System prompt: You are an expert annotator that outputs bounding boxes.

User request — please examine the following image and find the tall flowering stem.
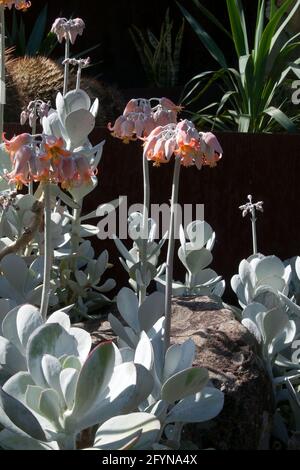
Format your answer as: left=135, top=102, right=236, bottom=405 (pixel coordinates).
left=51, top=18, right=86, bottom=96
left=143, top=120, right=223, bottom=353
left=164, top=157, right=181, bottom=352
left=40, top=183, right=52, bottom=321
left=0, top=6, right=5, bottom=143
left=239, top=195, right=264, bottom=255
left=63, top=37, right=70, bottom=96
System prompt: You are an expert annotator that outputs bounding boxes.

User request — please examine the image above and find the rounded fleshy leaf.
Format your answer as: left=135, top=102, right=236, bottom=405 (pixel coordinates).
left=0, top=429, right=57, bottom=450
left=134, top=332, right=154, bottom=371
left=93, top=413, right=160, bottom=450
left=0, top=388, right=47, bottom=442
left=0, top=255, right=28, bottom=298
left=178, top=247, right=213, bottom=275
left=90, top=98, right=99, bottom=118
left=163, top=340, right=196, bottom=382
left=161, top=367, right=209, bottom=404
left=0, top=300, right=15, bottom=335
left=0, top=337, right=27, bottom=380
left=295, top=257, right=300, bottom=281
left=46, top=310, right=71, bottom=331
left=165, top=387, right=224, bottom=424
left=41, top=355, right=62, bottom=394
left=108, top=314, right=136, bottom=349
left=39, top=389, right=63, bottom=429
left=69, top=327, right=92, bottom=364
left=186, top=221, right=213, bottom=249
left=60, top=368, right=79, bottom=410
left=16, top=305, right=43, bottom=352
left=138, top=292, right=165, bottom=333
left=255, top=256, right=285, bottom=281
left=63, top=89, right=91, bottom=115
left=65, top=110, right=95, bottom=149
left=71, top=342, right=116, bottom=419
left=27, top=323, right=80, bottom=388
left=117, top=288, right=139, bottom=332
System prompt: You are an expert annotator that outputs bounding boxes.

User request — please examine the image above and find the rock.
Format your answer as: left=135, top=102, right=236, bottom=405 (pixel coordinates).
left=171, top=296, right=274, bottom=450
left=75, top=295, right=274, bottom=450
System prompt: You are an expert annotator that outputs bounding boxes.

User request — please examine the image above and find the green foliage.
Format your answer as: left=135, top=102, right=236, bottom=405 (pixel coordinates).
left=129, top=8, right=184, bottom=88
left=178, top=0, right=300, bottom=132
left=6, top=4, right=58, bottom=57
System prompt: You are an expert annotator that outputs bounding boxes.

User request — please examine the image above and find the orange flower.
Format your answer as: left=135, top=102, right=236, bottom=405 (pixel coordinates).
left=0, top=0, right=31, bottom=10
left=143, top=120, right=223, bottom=170
left=3, top=132, right=32, bottom=158
left=43, top=137, right=71, bottom=165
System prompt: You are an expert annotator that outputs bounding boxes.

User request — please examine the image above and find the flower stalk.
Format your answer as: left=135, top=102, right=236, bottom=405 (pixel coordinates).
left=63, top=37, right=70, bottom=96
left=164, top=157, right=181, bottom=353
left=239, top=195, right=264, bottom=255
left=0, top=5, right=5, bottom=143
left=40, top=183, right=52, bottom=320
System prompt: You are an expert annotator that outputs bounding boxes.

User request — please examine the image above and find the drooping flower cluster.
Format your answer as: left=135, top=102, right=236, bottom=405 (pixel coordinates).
left=51, top=17, right=85, bottom=44
left=20, top=100, right=51, bottom=127
left=0, top=0, right=31, bottom=9
left=3, top=133, right=95, bottom=190
left=108, top=97, right=182, bottom=143
left=143, top=120, right=223, bottom=168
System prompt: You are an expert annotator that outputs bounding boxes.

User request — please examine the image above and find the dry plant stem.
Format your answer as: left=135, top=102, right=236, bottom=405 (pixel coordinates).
left=139, top=154, right=150, bottom=305
left=40, top=184, right=52, bottom=321
left=164, top=157, right=181, bottom=354
left=0, top=7, right=5, bottom=142
left=63, top=38, right=70, bottom=96
left=0, top=201, right=43, bottom=262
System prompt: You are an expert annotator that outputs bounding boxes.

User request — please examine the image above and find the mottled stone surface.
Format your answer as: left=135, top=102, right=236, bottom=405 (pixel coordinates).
left=171, top=296, right=274, bottom=450
left=76, top=296, right=274, bottom=450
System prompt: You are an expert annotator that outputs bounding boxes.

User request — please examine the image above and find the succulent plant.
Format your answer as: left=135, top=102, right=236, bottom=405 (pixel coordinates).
left=42, top=89, right=99, bottom=152
left=231, top=254, right=292, bottom=308
left=157, top=220, right=225, bottom=298
left=109, top=287, right=224, bottom=447
left=0, top=305, right=156, bottom=450
left=242, top=297, right=296, bottom=372
left=0, top=254, right=58, bottom=308
left=0, top=304, right=87, bottom=384
left=114, top=213, right=166, bottom=297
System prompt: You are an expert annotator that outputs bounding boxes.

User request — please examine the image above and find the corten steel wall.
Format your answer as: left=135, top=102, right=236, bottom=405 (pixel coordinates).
left=4, top=125, right=300, bottom=302
left=85, top=128, right=300, bottom=302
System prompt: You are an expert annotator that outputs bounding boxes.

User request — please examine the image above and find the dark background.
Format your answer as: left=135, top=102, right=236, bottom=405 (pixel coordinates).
left=6, top=0, right=259, bottom=89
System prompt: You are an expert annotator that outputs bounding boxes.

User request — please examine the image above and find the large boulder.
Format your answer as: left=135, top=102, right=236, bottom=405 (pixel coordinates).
left=171, top=296, right=274, bottom=450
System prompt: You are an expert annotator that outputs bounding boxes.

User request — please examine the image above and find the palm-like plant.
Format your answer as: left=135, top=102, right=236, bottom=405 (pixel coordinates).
left=178, top=0, right=300, bottom=132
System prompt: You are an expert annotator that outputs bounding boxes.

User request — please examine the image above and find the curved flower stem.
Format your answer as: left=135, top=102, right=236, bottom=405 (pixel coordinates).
left=63, top=38, right=70, bottom=96
left=40, top=184, right=52, bottom=321
left=139, top=154, right=150, bottom=305
left=164, top=157, right=181, bottom=354
left=0, top=6, right=5, bottom=143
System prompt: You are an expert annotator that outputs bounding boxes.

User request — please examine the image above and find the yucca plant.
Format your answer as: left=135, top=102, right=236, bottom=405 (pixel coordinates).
left=178, top=0, right=300, bottom=132
left=6, top=4, right=58, bottom=57
left=129, top=8, right=184, bottom=88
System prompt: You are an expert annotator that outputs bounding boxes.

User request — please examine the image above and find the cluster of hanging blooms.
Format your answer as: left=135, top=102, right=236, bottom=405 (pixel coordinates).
left=143, top=120, right=223, bottom=168
left=0, top=0, right=31, bottom=9
left=51, top=17, right=86, bottom=44
left=20, top=100, right=51, bottom=127
left=108, top=97, right=182, bottom=143
left=109, top=97, right=222, bottom=169
left=3, top=133, right=95, bottom=190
